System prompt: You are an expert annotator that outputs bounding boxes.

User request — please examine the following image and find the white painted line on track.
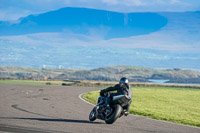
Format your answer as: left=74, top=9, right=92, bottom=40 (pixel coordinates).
left=78, top=93, right=95, bottom=106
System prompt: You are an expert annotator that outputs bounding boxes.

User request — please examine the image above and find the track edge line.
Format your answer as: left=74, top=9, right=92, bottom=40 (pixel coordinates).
left=79, top=93, right=95, bottom=106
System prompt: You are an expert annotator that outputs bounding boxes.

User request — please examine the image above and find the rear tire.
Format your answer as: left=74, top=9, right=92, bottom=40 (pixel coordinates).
left=89, top=108, right=97, bottom=121
left=105, top=104, right=122, bottom=124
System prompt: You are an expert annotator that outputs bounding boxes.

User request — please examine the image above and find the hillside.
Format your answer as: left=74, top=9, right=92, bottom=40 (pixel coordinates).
left=1, top=66, right=200, bottom=84
left=0, top=7, right=167, bottom=39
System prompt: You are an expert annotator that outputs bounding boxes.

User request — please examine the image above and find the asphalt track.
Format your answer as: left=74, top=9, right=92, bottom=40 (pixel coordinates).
left=0, top=84, right=199, bottom=133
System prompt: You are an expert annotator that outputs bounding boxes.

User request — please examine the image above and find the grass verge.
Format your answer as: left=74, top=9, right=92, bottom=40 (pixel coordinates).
left=0, top=80, right=65, bottom=86
left=83, top=86, right=200, bottom=127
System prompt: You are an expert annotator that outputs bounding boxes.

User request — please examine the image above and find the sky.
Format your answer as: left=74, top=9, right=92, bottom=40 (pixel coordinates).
left=0, top=0, right=200, bottom=21
left=0, top=0, right=200, bottom=69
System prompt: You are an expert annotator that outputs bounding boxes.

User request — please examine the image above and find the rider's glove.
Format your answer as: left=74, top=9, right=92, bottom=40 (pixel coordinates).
left=100, top=89, right=106, bottom=96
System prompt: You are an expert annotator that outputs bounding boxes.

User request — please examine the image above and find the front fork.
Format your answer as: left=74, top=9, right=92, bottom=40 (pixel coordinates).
left=96, top=104, right=112, bottom=120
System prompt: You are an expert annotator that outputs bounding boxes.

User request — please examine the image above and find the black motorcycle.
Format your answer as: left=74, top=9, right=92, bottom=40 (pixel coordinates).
left=89, top=92, right=131, bottom=124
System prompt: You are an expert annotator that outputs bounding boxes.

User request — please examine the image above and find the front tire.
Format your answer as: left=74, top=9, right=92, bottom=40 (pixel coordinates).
left=105, top=104, right=122, bottom=124
left=89, top=108, right=97, bottom=121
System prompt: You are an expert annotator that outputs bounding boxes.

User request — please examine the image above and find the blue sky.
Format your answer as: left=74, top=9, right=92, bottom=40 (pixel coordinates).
left=0, top=0, right=200, bottom=69
left=0, top=0, right=200, bottom=21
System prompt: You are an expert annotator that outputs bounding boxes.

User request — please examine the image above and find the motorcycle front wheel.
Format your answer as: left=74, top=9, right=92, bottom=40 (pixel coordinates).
left=89, top=108, right=97, bottom=121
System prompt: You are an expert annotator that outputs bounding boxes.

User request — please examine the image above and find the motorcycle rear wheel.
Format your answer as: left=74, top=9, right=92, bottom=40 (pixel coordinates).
left=105, top=104, right=122, bottom=124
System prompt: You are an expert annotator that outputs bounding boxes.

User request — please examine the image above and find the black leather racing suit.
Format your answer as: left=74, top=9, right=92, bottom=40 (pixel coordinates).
left=102, top=83, right=132, bottom=112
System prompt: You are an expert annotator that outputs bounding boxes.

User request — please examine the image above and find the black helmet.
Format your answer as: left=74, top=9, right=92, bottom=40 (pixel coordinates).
left=120, top=77, right=128, bottom=84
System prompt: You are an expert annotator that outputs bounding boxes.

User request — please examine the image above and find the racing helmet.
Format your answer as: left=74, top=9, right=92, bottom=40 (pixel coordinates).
left=119, top=77, right=128, bottom=84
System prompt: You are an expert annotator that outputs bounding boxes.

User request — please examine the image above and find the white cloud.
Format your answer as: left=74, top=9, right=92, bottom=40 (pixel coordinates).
left=125, top=0, right=146, bottom=6
left=0, top=8, right=32, bottom=22
left=1, top=30, right=199, bottom=53
left=102, top=0, right=119, bottom=5
left=102, top=0, right=146, bottom=6
left=0, top=0, right=71, bottom=21
left=170, top=0, right=180, bottom=4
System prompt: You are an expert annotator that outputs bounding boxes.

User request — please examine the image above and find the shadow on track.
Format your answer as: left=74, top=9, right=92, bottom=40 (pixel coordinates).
left=0, top=117, right=103, bottom=124
left=9, top=104, right=103, bottom=124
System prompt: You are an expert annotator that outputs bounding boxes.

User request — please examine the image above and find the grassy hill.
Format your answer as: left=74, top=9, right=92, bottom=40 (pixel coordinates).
left=1, top=66, right=200, bottom=84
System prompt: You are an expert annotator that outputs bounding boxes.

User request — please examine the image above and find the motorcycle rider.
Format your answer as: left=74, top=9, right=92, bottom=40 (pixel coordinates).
left=100, top=77, right=132, bottom=116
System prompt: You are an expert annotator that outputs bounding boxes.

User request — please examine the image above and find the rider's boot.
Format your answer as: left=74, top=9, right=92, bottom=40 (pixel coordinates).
left=124, top=110, right=129, bottom=116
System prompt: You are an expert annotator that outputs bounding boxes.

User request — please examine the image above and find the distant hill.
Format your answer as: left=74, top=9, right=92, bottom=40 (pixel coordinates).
left=1, top=66, right=200, bottom=84
left=0, top=7, right=167, bottom=39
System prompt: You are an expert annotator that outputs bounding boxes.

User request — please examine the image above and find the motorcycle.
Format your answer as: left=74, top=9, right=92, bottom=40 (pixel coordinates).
left=89, top=92, right=131, bottom=124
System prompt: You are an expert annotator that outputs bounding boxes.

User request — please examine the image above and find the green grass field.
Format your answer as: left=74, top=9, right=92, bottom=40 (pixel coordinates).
left=0, top=80, right=64, bottom=86
left=83, top=86, right=200, bottom=127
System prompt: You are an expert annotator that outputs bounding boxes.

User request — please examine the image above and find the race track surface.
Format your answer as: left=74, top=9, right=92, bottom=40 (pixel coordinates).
left=0, top=84, right=199, bottom=133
